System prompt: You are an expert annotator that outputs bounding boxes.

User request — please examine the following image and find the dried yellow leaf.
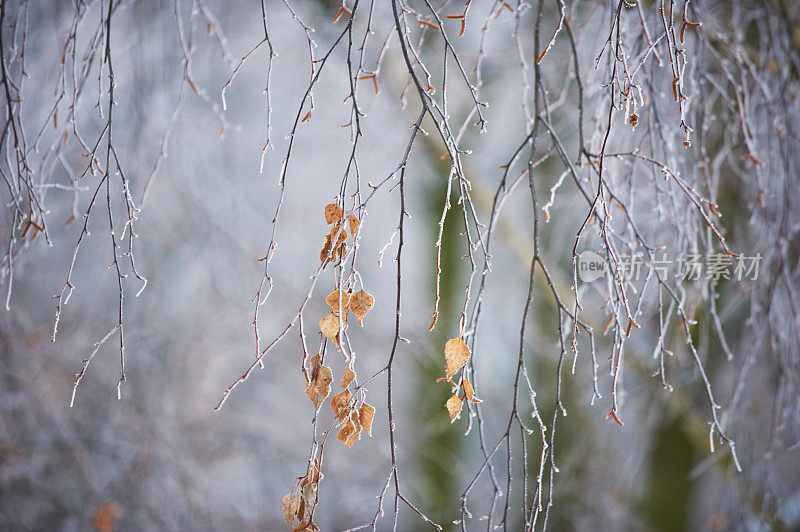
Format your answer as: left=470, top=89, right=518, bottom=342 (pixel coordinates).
left=359, top=402, right=375, bottom=436
left=324, top=203, right=343, bottom=224
left=333, top=225, right=348, bottom=246
left=298, top=482, right=316, bottom=525
left=316, top=359, right=332, bottom=385
left=319, top=313, right=347, bottom=347
left=337, top=418, right=356, bottom=445
left=331, top=389, right=352, bottom=418
left=325, top=289, right=351, bottom=314
left=444, top=337, right=470, bottom=378
left=305, top=355, right=333, bottom=408
left=320, top=223, right=348, bottom=268
left=320, top=233, right=333, bottom=266
left=462, top=374, right=482, bottom=403
left=304, top=381, right=326, bottom=409
left=345, top=430, right=360, bottom=448
left=348, top=214, right=360, bottom=235
left=349, top=289, right=374, bottom=325
left=446, top=392, right=463, bottom=423
left=327, top=223, right=347, bottom=249
left=308, top=353, right=322, bottom=377
left=282, top=492, right=300, bottom=525
left=340, top=366, right=356, bottom=388
left=345, top=412, right=362, bottom=448
left=305, top=371, right=332, bottom=408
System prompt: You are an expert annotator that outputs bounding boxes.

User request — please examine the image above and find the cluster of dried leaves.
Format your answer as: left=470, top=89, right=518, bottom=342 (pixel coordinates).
left=438, top=337, right=481, bottom=423
left=319, top=202, right=360, bottom=268
left=331, top=379, right=375, bottom=448
left=304, top=350, right=375, bottom=449
left=282, top=459, right=323, bottom=531
left=313, top=284, right=376, bottom=448
left=318, top=287, right=374, bottom=348
left=281, top=202, right=379, bottom=528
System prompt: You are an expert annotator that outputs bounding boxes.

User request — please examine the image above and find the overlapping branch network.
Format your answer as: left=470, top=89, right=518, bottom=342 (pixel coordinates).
left=210, top=0, right=749, bottom=529
left=3, top=0, right=796, bottom=529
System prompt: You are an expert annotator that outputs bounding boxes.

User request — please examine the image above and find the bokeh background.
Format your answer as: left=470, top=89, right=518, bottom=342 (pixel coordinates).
left=1, top=0, right=799, bottom=530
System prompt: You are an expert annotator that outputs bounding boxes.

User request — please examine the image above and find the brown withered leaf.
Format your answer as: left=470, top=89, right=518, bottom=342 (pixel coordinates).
left=340, top=366, right=356, bottom=388
left=325, top=289, right=351, bottom=314
left=292, top=521, right=309, bottom=532
left=301, top=482, right=316, bottom=514
left=304, top=381, right=325, bottom=409
left=345, top=430, right=360, bottom=448
left=308, top=353, right=322, bottom=378
left=348, top=213, right=360, bottom=235
left=327, top=222, right=348, bottom=249
left=333, top=226, right=348, bottom=247
left=282, top=493, right=300, bottom=526
left=349, top=289, right=374, bottom=325
left=345, top=412, right=362, bottom=448
left=337, top=418, right=357, bottom=445
left=331, top=389, right=352, bottom=418
left=444, top=337, right=471, bottom=378
left=319, top=313, right=347, bottom=347
left=305, top=360, right=333, bottom=408
left=324, top=203, right=343, bottom=224
left=320, top=223, right=348, bottom=268
left=359, top=402, right=375, bottom=436
left=446, top=393, right=463, bottom=423
left=462, top=375, right=482, bottom=403
left=294, top=482, right=317, bottom=529
left=320, top=234, right=333, bottom=264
